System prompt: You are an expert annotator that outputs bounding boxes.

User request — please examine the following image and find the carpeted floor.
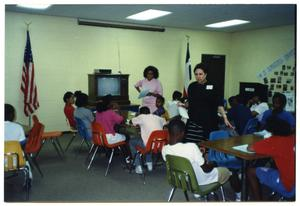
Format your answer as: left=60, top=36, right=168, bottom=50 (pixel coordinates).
left=4, top=133, right=276, bottom=203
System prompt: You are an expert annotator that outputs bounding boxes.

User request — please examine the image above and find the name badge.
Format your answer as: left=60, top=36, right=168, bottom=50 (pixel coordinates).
left=206, top=85, right=213, bottom=90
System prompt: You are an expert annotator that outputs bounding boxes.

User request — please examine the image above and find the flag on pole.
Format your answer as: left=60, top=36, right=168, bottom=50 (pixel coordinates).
left=183, top=42, right=192, bottom=97
left=21, top=31, right=39, bottom=116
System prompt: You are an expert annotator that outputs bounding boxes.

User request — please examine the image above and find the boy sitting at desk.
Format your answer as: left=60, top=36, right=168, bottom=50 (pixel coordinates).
left=153, top=95, right=169, bottom=121
left=247, top=117, right=295, bottom=201
left=162, top=118, right=232, bottom=198
left=129, top=106, right=166, bottom=174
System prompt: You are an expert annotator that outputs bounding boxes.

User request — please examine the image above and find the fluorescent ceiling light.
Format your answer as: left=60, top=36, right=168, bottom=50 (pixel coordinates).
left=126, top=9, right=171, bottom=21
left=17, top=4, right=51, bottom=9
left=205, top=19, right=250, bottom=28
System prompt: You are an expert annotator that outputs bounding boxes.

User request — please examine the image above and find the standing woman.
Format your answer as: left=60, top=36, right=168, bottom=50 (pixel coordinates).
left=135, top=66, right=163, bottom=113
left=185, top=63, right=232, bottom=143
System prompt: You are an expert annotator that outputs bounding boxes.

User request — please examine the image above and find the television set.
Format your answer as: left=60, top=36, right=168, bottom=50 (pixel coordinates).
left=239, top=82, right=268, bottom=105
left=97, top=77, right=120, bottom=96
left=88, top=74, right=130, bottom=105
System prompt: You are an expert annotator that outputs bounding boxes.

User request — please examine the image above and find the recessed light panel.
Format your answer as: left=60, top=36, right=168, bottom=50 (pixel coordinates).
left=17, top=4, right=51, bottom=9
left=126, top=9, right=171, bottom=21
left=206, top=19, right=250, bottom=28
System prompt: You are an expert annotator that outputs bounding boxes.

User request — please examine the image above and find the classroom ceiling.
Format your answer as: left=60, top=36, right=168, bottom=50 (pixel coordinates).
left=5, top=4, right=296, bottom=32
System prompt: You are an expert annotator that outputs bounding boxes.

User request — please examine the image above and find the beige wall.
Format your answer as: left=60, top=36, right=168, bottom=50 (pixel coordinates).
left=228, top=25, right=295, bottom=96
left=5, top=11, right=295, bottom=131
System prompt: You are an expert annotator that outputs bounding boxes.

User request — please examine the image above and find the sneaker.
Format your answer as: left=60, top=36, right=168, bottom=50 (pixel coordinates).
left=146, top=162, right=153, bottom=171
left=193, top=193, right=201, bottom=199
left=235, top=192, right=241, bottom=201
left=125, top=156, right=132, bottom=164
left=135, top=165, right=143, bottom=174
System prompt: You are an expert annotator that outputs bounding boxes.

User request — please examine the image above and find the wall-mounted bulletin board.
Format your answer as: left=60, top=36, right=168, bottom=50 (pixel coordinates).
left=257, top=48, right=295, bottom=112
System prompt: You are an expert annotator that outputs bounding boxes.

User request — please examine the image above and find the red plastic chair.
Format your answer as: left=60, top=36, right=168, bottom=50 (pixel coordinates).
left=24, top=115, right=45, bottom=177
left=134, top=129, right=169, bottom=182
left=88, top=122, right=126, bottom=176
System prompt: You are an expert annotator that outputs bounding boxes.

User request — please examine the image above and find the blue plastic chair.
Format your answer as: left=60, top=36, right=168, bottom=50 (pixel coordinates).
left=208, top=130, right=242, bottom=169
left=242, top=118, right=259, bottom=135
left=74, top=118, right=91, bottom=153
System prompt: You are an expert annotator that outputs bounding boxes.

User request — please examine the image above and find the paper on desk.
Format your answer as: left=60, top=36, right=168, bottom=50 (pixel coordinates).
left=178, top=107, right=189, bottom=119
left=253, top=130, right=272, bottom=139
left=138, top=89, right=150, bottom=99
left=232, top=144, right=255, bottom=154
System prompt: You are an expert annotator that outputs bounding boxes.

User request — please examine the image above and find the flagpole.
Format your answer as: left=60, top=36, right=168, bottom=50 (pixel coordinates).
left=185, top=35, right=190, bottom=43
left=25, top=21, right=32, bottom=31
left=183, top=35, right=192, bottom=98
left=25, top=21, right=32, bottom=127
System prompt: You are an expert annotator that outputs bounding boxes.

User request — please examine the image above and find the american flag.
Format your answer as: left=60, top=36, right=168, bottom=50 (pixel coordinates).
left=183, top=42, right=192, bottom=97
left=21, top=31, right=39, bottom=116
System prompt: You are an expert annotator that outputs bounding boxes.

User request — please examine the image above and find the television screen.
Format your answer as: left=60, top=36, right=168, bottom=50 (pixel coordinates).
left=97, top=77, right=120, bottom=96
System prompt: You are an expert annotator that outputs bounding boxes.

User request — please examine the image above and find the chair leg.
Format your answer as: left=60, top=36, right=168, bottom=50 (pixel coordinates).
left=76, top=139, right=85, bottom=156
left=35, top=140, right=45, bottom=158
left=184, top=191, right=189, bottom=201
left=65, top=134, right=76, bottom=152
left=30, top=155, right=43, bottom=177
left=51, top=139, right=63, bottom=159
left=85, top=144, right=95, bottom=164
left=88, top=144, right=95, bottom=155
left=55, top=138, right=64, bottom=154
left=168, top=187, right=176, bottom=202
left=23, top=167, right=30, bottom=201
left=219, top=185, right=225, bottom=202
left=139, top=153, right=146, bottom=184
left=87, top=146, right=99, bottom=170
left=105, top=149, right=114, bottom=176
left=84, top=139, right=91, bottom=149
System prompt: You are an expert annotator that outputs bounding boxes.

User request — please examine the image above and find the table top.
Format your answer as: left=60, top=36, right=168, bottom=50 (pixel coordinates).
left=200, top=135, right=268, bottom=160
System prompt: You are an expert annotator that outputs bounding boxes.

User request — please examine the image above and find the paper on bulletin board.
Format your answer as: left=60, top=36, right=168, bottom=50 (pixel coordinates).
left=283, top=92, right=295, bottom=112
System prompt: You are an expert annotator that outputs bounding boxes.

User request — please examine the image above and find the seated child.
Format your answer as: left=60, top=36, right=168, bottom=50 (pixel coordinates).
left=167, top=90, right=182, bottom=119
left=162, top=119, right=232, bottom=191
left=5, top=103, right=33, bottom=181
left=74, top=93, right=94, bottom=140
left=247, top=94, right=269, bottom=122
left=247, top=117, right=295, bottom=201
left=153, top=95, right=169, bottom=120
left=95, top=102, right=126, bottom=144
left=130, top=106, right=167, bottom=174
left=5, top=104, right=27, bottom=146
left=63, top=91, right=76, bottom=129
left=102, top=94, right=120, bottom=112
left=227, top=95, right=252, bottom=135
left=260, top=92, right=295, bottom=131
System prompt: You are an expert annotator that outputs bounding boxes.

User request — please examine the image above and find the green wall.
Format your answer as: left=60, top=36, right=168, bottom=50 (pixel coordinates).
left=5, top=11, right=295, bottom=131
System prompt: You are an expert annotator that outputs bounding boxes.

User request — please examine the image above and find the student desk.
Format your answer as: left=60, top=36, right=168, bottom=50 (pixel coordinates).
left=200, top=134, right=269, bottom=201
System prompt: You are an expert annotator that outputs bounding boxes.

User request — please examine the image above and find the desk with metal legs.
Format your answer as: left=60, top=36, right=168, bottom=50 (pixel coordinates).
left=200, top=135, right=269, bottom=201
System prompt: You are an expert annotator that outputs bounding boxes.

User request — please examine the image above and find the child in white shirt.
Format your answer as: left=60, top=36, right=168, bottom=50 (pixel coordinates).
left=129, top=106, right=166, bottom=174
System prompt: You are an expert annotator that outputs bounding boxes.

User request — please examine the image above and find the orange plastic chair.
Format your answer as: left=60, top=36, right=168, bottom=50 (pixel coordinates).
left=134, top=129, right=169, bottom=182
left=33, top=115, right=64, bottom=159
left=41, top=131, right=64, bottom=158
left=88, top=122, right=126, bottom=176
left=5, top=141, right=31, bottom=200
left=24, top=115, right=45, bottom=177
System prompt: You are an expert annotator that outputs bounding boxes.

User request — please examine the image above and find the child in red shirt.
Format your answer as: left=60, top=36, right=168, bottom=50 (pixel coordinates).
left=63, top=91, right=76, bottom=129
left=247, top=117, right=295, bottom=200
